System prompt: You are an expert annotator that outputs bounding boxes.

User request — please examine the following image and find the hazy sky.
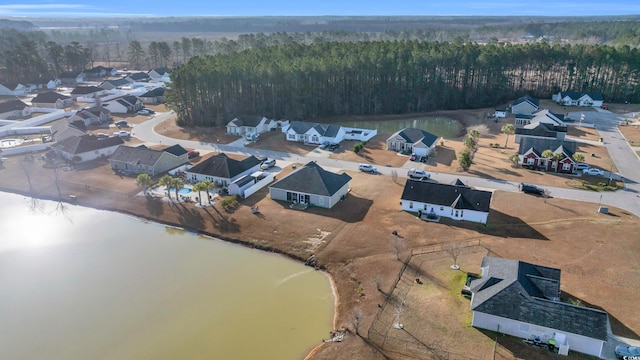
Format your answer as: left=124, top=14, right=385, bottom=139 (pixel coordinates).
left=1, top=1, right=640, bottom=17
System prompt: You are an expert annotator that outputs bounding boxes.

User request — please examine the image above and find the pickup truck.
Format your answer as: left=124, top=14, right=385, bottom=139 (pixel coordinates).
left=408, top=168, right=430, bottom=179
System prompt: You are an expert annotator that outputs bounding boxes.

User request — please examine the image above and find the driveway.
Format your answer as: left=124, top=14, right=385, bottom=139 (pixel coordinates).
left=133, top=111, right=640, bottom=217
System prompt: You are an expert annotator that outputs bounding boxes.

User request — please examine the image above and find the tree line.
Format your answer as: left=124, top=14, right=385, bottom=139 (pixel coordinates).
left=167, top=40, right=640, bottom=127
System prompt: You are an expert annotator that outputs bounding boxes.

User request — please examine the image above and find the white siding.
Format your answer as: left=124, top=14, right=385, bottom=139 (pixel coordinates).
left=401, top=200, right=488, bottom=224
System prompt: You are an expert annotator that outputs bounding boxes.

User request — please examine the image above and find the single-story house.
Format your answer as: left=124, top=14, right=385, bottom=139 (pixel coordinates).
left=186, top=153, right=262, bottom=187
left=518, top=138, right=576, bottom=173
left=0, top=82, right=28, bottom=96
left=269, top=162, right=351, bottom=209
left=386, top=128, right=439, bottom=157
left=515, top=109, right=565, bottom=127
left=138, top=87, right=166, bottom=104
left=470, top=256, right=608, bottom=358
left=514, top=122, right=566, bottom=143
left=46, top=79, right=60, bottom=90
left=103, top=95, right=143, bottom=114
left=70, top=85, right=106, bottom=99
left=282, top=121, right=376, bottom=145
left=148, top=67, right=171, bottom=79
left=84, top=66, right=118, bottom=79
left=54, top=134, right=123, bottom=163
left=400, top=179, right=492, bottom=224
left=50, top=118, right=87, bottom=142
left=510, top=95, right=539, bottom=115
left=552, top=91, right=604, bottom=108
left=99, top=78, right=130, bottom=90
left=31, top=91, right=76, bottom=109
left=226, top=115, right=285, bottom=137
left=0, top=99, right=31, bottom=119
left=109, top=144, right=188, bottom=176
left=57, top=71, right=86, bottom=85
left=126, top=72, right=150, bottom=83
left=67, top=107, right=111, bottom=126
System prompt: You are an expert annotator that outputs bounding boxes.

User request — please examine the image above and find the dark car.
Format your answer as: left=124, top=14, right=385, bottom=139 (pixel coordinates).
left=520, top=183, right=544, bottom=195
left=187, top=150, right=200, bottom=159
left=615, top=345, right=640, bottom=359
left=328, top=143, right=340, bottom=151
left=319, top=141, right=330, bottom=150
left=115, top=120, right=129, bottom=128
left=409, top=153, right=417, bottom=161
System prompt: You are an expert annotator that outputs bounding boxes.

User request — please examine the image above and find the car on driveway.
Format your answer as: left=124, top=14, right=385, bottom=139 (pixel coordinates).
left=327, top=143, right=340, bottom=151
left=137, top=109, right=150, bottom=115
left=584, top=168, right=605, bottom=176
left=358, top=163, right=378, bottom=173
left=409, top=153, right=417, bottom=161
left=319, top=141, right=330, bottom=150
left=187, top=150, right=200, bottom=159
left=260, top=158, right=276, bottom=170
left=115, top=120, right=129, bottom=128
left=575, top=163, right=589, bottom=171
left=615, top=345, right=640, bottom=359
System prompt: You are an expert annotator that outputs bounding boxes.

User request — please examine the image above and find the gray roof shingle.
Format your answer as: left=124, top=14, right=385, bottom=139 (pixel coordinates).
left=109, top=145, right=166, bottom=166
left=55, top=134, right=123, bottom=155
left=32, top=92, right=71, bottom=103
left=270, top=161, right=352, bottom=196
left=187, top=153, right=261, bottom=178
left=391, top=128, right=439, bottom=147
left=471, top=256, right=608, bottom=341
left=518, top=138, right=576, bottom=158
left=0, top=99, right=29, bottom=113
left=401, top=179, right=492, bottom=212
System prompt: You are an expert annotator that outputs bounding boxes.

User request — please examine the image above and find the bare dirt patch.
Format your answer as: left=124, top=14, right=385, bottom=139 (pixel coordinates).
left=244, top=130, right=318, bottom=155
left=619, top=123, right=640, bottom=147
left=155, top=117, right=239, bottom=144
left=328, top=136, right=410, bottom=168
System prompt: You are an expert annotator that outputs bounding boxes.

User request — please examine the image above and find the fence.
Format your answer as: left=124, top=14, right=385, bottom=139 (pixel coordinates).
left=243, top=173, right=274, bottom=199
left=57, top=179, right=136, bottom=200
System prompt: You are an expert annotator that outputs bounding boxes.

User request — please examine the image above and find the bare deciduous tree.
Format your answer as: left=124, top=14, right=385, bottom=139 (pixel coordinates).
left=444, top=240, right=464, bottom=270
left=391, top=235, right=405, bottom=262
left=393, top=293, right=407, bottom=329
left=390, top=169, right=398, bottom=184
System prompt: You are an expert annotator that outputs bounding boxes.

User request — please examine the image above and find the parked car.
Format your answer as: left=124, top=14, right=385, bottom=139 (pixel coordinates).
left=114, top=130, right=131, bottom=138
left=95, top=133, right=109, bottom=139
left=408, top=168, right=430, bottom=179
left=409, top=153, right=417, bottom=161
left=187, top=150, right=200, bottom=159
left=584, top=168, right=604, bottom=176
left=615, top=345, right=640, bottom=359
left=256, top=155, right=268, bottom=163
left=575, top=163, right=589, bottom=171
left=520, top=183, right=544, bottom=195
left=114, top=120, right=129, bottom=128
left=136, top=109, right=150, bottom=115
left=327, top=143, right=340, bottom=151
left=319, top=141, right=330, bottom=150
left=358, top=163, right=378, bottom=173
left=260, top=158, right=276, bottom=170
left=142, top=108, right=155, bottom=114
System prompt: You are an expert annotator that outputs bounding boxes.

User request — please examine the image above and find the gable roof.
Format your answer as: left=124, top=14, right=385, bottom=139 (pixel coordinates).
left=149, top=67, right=170, bottom=75
left=127, top=72, right=150, bottom=81
left=58, top=71, right=84, bottom=79
left=187, top=153, right=261, bottom=179
left=560, top=91, right=604, bottom=101
left=471, top=256, right=608, bottom=341
left=401, top=179, right=492, bottom=212
left=0, top=82, right=24, bottom=90
left=163, top=144, right=188, bottom=156
left=518, top=138, right=576, bottom=158
left=100, top=78, right=130, bottom=88
left=55, top=134, right=123, bottom=155
left=512, top=95, right=539, bottom=108
left=515, top=122, right=566, bottom=138
left=228, top=115, right=266, bottom=128
left=390, top=128, right=439, bottom=147
left=71, top=86, right=103, bottom=95
left=270, top=161, right=352, bottom=196
left=109, top=145, right=166, bottom=166
left=85, top=106, right=110, bottom=116
left=0, top=99, right=29, bottom=113
left=140, top=87, right=165, bottom=97
left=286, top=121, right=342, bottom=137
left=32, top=92, right=71, bottom=103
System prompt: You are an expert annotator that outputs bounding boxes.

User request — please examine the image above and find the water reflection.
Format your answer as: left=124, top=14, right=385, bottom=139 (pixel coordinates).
left=0, top=192, right=333, bottom=360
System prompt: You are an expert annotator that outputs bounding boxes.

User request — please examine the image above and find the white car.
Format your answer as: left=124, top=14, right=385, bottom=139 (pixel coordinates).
left=114, top=130, right=131, bottom=138
left=358, top=163, right=377, bottom=173
left=575, top=163, right=589, bottom=171
left=408, top=168, right=430, bottom=179
left=260, top=158, right=276, bottom=170
left=583, top=168, right=604, bottom=176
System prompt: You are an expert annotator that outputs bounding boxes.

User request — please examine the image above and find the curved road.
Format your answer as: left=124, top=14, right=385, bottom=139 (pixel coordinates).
left=134, top=111, right=640, bottom=217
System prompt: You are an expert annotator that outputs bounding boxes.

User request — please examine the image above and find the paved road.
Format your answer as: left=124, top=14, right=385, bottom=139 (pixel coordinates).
left=134, top=111, right=640, bottom=217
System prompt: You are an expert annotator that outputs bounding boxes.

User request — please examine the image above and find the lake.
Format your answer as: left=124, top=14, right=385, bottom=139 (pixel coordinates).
left=0, top=192, right=334, bottom=360
left=336, top=117, right=463, bottom=138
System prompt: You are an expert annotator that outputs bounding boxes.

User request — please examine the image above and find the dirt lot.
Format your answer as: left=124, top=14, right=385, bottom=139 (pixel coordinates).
left=1, top=154, right=638, bottom=360
left=155, top=116, right=240, bottom=144
left=619, top=122, right=640, bottom=147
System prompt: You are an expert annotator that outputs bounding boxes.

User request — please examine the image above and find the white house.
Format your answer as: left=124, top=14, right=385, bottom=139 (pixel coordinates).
left=186, top=153, right=262, bottom=187
left=46, top=79, right=60, bottom=90
left=32, top=92, right=76, bottom=109
left=386, top=128, right=439, bottom=157
left=0, top=99, right=31, bottom=119
left=103, top=95, right=143, bottom=114
left=58, top=71, right=86, bottom=85
left=138, top=87, right=166, bottom=104
left=67, top=107, right=112, bottom=126
left=53, top=134, right=124, bottom=163
left=226, top=115, right=288, bottom=137
left=400, top=179, right=492, bottom=224
left=269, top=162, right=351, bottom=209
left=148, top=67, right=171, bottom=80
left=0, top=82, right=28, bottom=96
left=470, top=256, right=608, bottom=358
left=109, top=144, right=188, bottom=176
left=70, top=85, right=106, bottom=100
left=283, top=121, right=375, bottom=145
left=552, top=91, right=604, bottom=107
left=515, top=109, right=565, bottom=126
left=510, top=95, right=539, bottom=115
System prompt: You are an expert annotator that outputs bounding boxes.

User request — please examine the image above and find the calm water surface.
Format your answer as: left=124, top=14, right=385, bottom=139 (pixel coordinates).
left=0, top=192, right=333, bottom=360
left=337, top=117, right=463, bottom=138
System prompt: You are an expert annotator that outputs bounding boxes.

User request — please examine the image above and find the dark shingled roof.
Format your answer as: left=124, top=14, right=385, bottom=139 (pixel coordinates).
left=71, top=86, right=102, bottom=95
left=515, top=122, right=567, bottom=138
left=187, top=153, right=261, bottom=178
left=228, top=115, right=266, bottom=128
left=127, top=72, right=150, bottom=81
left=32, top=92, right=70, bottom=103
left=55, top=134, right=123, bottom=155
left=518, top=138, right=576, bottom=158
left=140, top=87, right=165, bottom=97
left=109, top=145, right=165, bottom=166
left=512, top=95, right=540, bottom=107
left=163, top=144, right=187, bottom=156
left=401, top=179, right=492, bottom=212
left=270, top=161, right=352, bottom=196
left=101, top=78, right=130, bottom=88
left=471, top=256, right=608, bottom=341
left=560, top=91, right=604, bottom=101
left=149, top=67, right=170, bottom=75
left=391, top=128, right=439, bottom=147
left=0, top=99, right=29, bottom=113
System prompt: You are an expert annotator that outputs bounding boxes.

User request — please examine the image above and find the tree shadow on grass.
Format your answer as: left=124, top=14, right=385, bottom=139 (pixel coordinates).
left=201, top=204, right=240, bottom=233
left=144, top=195, right=164, bottom=217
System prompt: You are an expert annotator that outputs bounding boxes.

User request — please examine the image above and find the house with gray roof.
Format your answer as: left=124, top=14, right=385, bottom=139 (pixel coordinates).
left=269, top=162, right=351, bottom=209
left=515, top=109, right=565, bottom=126
left=510, top=95, right=539, bottom=116
left=0, top=99, right=31, bottom=119
left=552, top=91, right=604, bottom=107
left=387, top=128, right=439, bottom=157
left=70, top=85, right=106, bottom=99
left=109, top=144, right=188, bottom=176
left=57, top=71, right=86, bottom=85
left=99, top=78, right=130, bottom=90
left=50, top=118, right=87, bottom=142
left=283, top=121, right=376, bottom=145
left=518, top=138, right=576, bottom=173
left=54, top=134, right=123, bottom=163
left=514, top=122, right=566, bottom=143
left=138, top=87, right=166, bottom=104
left=32, top=91, right=76, bottom=109
left=148, top=67, right=171, bottom=79
left=0, top=82, right=28, bottom=96
left=67, top=107, right=111, bottom=126
left=400, top=179, right=492, bottom=224
left=103, top=95, right=143, bottom=114
left=226, top=115, right=287, bottom=138
left=470, top=256, right=608, bottom=358
left=126, top=72, right=150, bottom=83
left=186, top=153, right=262, bottom=187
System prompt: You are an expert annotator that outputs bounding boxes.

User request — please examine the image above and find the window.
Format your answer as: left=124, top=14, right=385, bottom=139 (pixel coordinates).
left=440, top=207, right=444, bottom=211
left=562, top=163, right=570, bottom=171
left=288, top=134, right=295, bottom=140
left=527, top=157, right=534, bottom=165
left=409, top=202, right=413, bottom=209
